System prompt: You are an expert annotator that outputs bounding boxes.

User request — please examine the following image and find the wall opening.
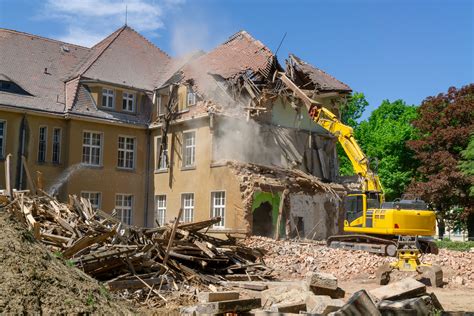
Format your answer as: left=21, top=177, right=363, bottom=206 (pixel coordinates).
left=252, top=201, right=273, bottom=237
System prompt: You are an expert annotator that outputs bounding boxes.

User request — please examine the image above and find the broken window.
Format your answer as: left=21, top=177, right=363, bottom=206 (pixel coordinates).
left=181, top=193, right=194, bottom=223
left=81, top=191, right=101, bottom=209
left=187, top=87, right=196, bottom=107
left=182, top=131, right=196, bottom=168
left=38, top=126, right=47, bottom=163
left=117, top=136, right=135, bottom=169
left=155, top=195, right=166, bottom=226
left=52, top=127, right=61, bottom=164
left=122, top=92, right=135, bottom=112
left=0, top=121, right=5, bottom=159
left=115, top=194, right=133, bottom=225
left=155, top=137, right=168, bottom=170
left=157, top=94, right=164, bottom=116
left=102, top=88, right=114, bottom=108
left=211, top=191, right=225, bottom=227
left=82, top=131, right=102, bottom=166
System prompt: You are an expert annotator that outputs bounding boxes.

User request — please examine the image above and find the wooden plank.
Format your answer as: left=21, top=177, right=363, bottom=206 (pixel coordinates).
left=198, top=291, right=239, bottom=303
left=194, top=240, right=216, bottom=258
left=41, top=232, right=72, bottom=244
left=274, top=188, right=289, bottom=240
left=21, top=155, right=36, bottom=193
left=163, top=207, right=183, bottom=265
left=196, top=298, right=261, bottom=314
left=63, top=225, right=118, bottom=258
left=107, top=276, right=167, bottom=291
left=5, top=154, right=12, bottom=199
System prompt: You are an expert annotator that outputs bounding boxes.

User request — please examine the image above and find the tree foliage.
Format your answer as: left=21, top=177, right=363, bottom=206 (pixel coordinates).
left=407, top=84, right=474, bottom=237
left=338, top=92, right=368, bottom=176
left=355, top=100, right=419, bottom=201
left=459, top=135, right=474, bottom=197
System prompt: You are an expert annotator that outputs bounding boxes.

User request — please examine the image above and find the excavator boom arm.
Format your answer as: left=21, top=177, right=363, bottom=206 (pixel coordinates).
left=276, top=72, right=384, bottom=195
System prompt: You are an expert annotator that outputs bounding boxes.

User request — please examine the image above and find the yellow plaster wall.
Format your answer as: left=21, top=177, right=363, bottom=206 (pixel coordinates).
left=64, top=118, right=149, bottom=226
left=151, top=118, right=246, bottom=233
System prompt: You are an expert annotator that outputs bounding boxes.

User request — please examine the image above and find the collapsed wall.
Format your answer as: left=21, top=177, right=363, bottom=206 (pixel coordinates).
left=226, top=160, right=346, bottom=239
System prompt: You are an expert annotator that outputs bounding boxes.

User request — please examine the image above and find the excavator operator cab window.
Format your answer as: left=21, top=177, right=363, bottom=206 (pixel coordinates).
left=345, top=194, right=365, bottom=223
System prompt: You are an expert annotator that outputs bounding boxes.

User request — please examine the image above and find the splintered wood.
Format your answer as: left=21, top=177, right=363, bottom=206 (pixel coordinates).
left=3, top=192, right=273, bottom=302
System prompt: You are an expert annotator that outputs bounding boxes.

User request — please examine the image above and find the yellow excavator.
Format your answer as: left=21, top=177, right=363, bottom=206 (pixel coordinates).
left=275, top=72, right=442, bottom=285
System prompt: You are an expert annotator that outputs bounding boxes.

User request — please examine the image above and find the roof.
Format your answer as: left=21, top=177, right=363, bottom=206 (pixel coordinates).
left=179, top=31, right=275, bottom=86
left=0, top=28, right=91, bottom=113
left=287, top=54, right=351, bottom=93
left=72, top=26, right=171, bottom=91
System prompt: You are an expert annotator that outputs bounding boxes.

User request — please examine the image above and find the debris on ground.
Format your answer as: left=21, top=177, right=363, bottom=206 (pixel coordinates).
left=1, top=192, right=271, bottom=311
left=242, top=236, right=474, bottom=288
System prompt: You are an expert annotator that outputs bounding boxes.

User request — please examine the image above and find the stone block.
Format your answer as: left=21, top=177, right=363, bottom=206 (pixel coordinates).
left=270, top=300, right=306, bottom=313
left=305, top=272, right=338, bottom=291
left=329, top=290, right=380, bottom=316
left=370, top=278, right=426, bottom=302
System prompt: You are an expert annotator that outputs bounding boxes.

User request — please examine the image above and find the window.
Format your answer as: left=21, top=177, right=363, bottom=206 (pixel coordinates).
left=0, top=80, right=31, bottom=95
left=123, top=92, right=135, bottom=112
left=0, top=121, right=5, bottom=159
left=81, top=191, right=101, bottom=209
left=117, top=136, right=135, bottom=169
left=155, top=195, right=166, bottom=226
left=182, top=131, right=196, bottom=167
left=155, top=137, right=168, bottom=170
left=187, top=87, right=196, bottom=107
left=38, top=126, right=47, bottom=162
left=52, top=128, right=61, bottom=164
left=211, top=191, right=225, bottom=227
left=157, top=95, right=164, bottom=116
left=102, top=89, right=114, bottom=108
left=115, top=194, right=133, bottom=225
left=82, top=131, right=102, bottom=166
left=181, top=193, right=194, bottom=223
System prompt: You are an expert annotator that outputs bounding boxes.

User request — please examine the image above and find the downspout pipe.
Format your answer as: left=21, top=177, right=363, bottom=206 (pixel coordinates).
left=144, top=128, right=151, bottom=227
left=16, top=115, right=27, bottom=189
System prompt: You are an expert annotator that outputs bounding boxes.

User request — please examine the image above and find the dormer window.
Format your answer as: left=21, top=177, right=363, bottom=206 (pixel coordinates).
left=102, top=88, right=114, bottom=108
left=123, top=92, right=135, bottom=112
left=187, top=87, right=196, bottom=107
left=0, top=80, right=31, bottom=96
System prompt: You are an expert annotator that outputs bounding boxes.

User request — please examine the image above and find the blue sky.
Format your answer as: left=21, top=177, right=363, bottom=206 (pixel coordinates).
left=1, top=0, right=472, bottom=118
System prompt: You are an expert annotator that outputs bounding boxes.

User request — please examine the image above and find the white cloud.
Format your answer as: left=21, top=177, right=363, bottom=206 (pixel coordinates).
left=43, top=0, right=182, bottom=47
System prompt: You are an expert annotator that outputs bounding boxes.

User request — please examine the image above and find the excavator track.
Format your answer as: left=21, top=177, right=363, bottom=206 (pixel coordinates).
left=327, top=234, right=439, bottom=257
left=327, top=234, right=398, bottom=256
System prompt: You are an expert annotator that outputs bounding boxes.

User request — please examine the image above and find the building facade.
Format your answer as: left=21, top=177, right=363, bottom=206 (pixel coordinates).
left=0, top=26, right=352, bottom=238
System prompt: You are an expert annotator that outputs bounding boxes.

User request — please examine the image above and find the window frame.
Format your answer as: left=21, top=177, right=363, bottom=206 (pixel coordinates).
left=117, top=135, right=136, bottom=170
left=211, top=191, right=226, bottom=228
left=82, top=130, right=103, bottom=167
left=52, top=127, right=62, bottom=164
left=186, top=87, right=196, bottom=107
left=181, top=193, right=194, bottom=223
left=155, top=136, right=168, bottom=171
left=81, top=191, right=102, bottom=210
left=37, top=126, right=47, bottom=163
left=182, top=130, right=196, bottom=168
left=155, top=195, right=167, bottom=226
left=115, top=193, right=133, bottom=225
left=0, top=120, right=6, bottom=159
left=122, top=91, right=136, bottom=112
left=102, top=88, right=115, bottom=108
left=157, top=94, right=164, bottom=116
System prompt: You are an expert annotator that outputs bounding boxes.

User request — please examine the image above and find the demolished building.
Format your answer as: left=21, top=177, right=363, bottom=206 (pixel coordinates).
left=0, top=26, right=352, bottom=239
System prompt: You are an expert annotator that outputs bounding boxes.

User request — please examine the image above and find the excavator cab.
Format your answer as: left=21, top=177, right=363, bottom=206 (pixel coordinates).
left=344, top=191, right=382, bottom=228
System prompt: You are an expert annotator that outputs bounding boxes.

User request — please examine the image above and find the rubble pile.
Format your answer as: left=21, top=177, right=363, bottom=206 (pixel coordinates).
left=2, top=192, right=271, bottom=309
left=242, top=236, right=474, bottom=288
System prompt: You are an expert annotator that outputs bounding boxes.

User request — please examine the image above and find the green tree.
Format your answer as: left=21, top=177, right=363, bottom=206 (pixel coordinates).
left=459, top=135, right=474, bottom=197
left=355, top=100, right=419, bottom=201
left=337, top=92, right=369, bottom=176
left=407, top=84, right=474, bottom=238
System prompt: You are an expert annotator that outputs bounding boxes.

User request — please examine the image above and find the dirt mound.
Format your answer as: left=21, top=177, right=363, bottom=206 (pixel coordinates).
left=0, top=211, right=134, bottom=314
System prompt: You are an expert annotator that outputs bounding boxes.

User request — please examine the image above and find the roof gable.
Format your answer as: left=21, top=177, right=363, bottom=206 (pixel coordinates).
left=76, top=26, right=171, bottom=91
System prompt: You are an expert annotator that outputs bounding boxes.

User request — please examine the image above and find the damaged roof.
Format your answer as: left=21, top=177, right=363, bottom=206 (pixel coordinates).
left=287, top=54, right=351, bottom=93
